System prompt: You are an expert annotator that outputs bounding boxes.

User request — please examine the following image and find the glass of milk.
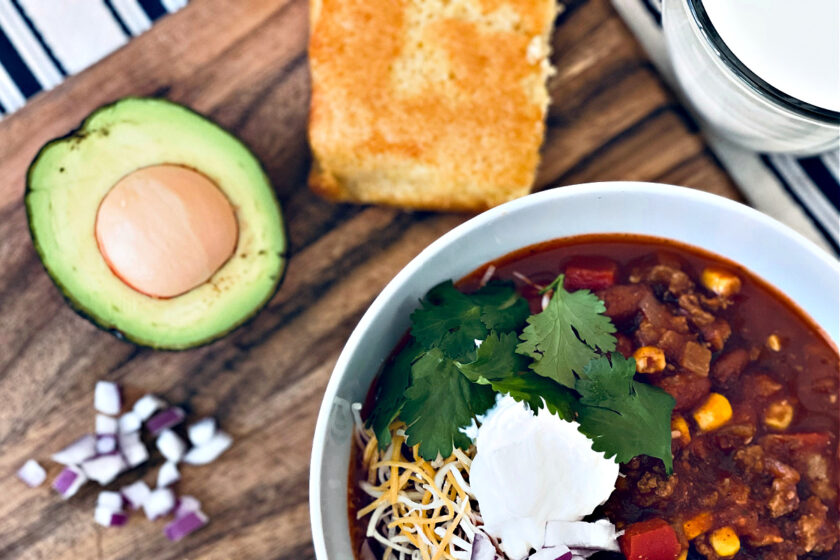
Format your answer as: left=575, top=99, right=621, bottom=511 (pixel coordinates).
left=663, top=0, right=840, bottom=154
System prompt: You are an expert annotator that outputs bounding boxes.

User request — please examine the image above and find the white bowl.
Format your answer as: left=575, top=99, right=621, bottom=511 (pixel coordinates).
left=309, top=181, right=839, bottom=560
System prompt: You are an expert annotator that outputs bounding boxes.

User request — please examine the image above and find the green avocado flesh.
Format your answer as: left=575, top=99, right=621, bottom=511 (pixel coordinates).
left=25, top=97, right=286, bottom=349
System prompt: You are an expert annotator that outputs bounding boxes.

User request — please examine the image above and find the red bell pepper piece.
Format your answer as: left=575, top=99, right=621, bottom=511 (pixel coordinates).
left=563, top=257, right=618, bottom=291
left=619, top=518, right=681, bottom=560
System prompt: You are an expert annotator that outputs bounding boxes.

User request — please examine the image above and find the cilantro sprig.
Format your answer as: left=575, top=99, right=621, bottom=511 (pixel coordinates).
left=516, top=275, right=616, bottom=387
left=410, top=280, right=530, bottom=361
left=576, top=353, right=676, bottom=473
left=365, top=274, right=675, bottom=473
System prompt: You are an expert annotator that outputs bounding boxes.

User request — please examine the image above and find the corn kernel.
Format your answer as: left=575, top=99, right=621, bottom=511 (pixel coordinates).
left=693, top=393, right=733, bottom=432
left=710, top=527, right=740, bottom=557
left=764, top=399, right=794, bottom=430
left=683, top=511, right=714, bottom=539
left=634, top=346, right=666, bottom=374
left=701, top=268, right=742, bottom=297
left=672, top=415, right=691, bottom=444
left=766, top=334, right=782, bottom=351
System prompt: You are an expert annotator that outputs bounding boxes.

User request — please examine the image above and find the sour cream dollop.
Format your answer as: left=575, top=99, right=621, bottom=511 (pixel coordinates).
left=470, top=396, right=620, bottom=560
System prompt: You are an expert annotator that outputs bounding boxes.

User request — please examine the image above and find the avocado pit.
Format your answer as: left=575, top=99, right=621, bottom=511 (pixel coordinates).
left=95, top=164, right=238, bottom=299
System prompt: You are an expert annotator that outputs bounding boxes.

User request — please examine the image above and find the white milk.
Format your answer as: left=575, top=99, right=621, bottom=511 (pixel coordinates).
left=663, top=0, right=840, bottom=153
left=704, top=0, right=839, bottom=112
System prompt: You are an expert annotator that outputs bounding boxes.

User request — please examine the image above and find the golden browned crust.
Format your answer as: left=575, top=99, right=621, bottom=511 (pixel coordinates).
left=307, top=0, right=555, bottom=212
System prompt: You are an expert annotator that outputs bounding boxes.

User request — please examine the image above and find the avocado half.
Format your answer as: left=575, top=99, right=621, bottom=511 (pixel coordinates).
left=25, top=98, right=286, bottom=349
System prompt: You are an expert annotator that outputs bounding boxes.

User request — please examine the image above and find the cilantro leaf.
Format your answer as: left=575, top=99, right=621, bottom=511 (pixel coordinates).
left=402, top=348, right=496, bottom=460
left=575, top=353, right=676, bottom=473
left=365, top=340, right=423, bottom=448
left=470, top=283, right=531, bottom=332
left=410, top=281, right=529, bottom=362
left=516, top=274, right=616, bottom=387
left=456, top=331, right=529, bottom=383
left=457, top=331, right=575, bottom=421
left=410, top=282, right=486, bottom=361
left=489, top=373, right=576, bottom=421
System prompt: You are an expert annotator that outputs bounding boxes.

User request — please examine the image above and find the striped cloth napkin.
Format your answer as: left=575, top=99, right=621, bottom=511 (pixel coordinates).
left=0, top=0, right=185, bottom=114
left=612, top=0, right=840, bottom=257
left=0, top=0, right=837, bottom=256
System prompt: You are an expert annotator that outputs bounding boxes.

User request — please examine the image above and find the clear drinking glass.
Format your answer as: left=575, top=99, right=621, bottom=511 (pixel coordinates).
left=663, top=0, right=840, bottom=154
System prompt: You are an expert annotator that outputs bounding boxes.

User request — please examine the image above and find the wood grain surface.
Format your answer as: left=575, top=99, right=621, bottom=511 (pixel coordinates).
left=0, top=0, right=738, bottom=558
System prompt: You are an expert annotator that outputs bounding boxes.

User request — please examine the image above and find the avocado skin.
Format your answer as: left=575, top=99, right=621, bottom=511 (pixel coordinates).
left=25, top=97, right=288, bottom=350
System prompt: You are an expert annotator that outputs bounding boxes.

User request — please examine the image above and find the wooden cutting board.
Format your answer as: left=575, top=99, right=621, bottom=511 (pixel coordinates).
left=0, top=0, right=738, bottom=558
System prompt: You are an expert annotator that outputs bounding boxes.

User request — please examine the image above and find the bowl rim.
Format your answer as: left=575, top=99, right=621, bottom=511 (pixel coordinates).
left=308, top=181, right=839, bottom=559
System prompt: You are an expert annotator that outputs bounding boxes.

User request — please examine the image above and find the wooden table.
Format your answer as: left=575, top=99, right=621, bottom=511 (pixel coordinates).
left=0, top=0, right=739, bottom=558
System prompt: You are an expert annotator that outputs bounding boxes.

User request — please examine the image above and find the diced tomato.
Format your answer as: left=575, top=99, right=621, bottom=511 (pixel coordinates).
left=619, top=518, right=681, bottom=560
left=563, top=257, right=618, bottom=291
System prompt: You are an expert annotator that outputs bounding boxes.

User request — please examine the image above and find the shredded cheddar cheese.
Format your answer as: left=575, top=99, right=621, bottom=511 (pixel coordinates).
left=352, top=404, right=482, bottom=560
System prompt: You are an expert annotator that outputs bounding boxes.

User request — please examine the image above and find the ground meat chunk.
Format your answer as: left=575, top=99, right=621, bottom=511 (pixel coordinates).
left=678, top=293, right=715, bottom=327
left=791, top=496, right=838, bottom=554
left=765, top=457, right=801, bottom=518
left=655, top=372, right=711, bottom=411
left=633, top=264, right=695, bottom=296
left=734, top=444, right=765, bottom=474
left=634, top=471, right=680, bottom=507
left=711, top=348, right=750, bottom=388
left=714, top=422, right=756, bottom=450
left=719, top=477, right=750, bottom=507
left=760, top=433, right=837, bottom=501
left=733, top=444, right=803, bottom=519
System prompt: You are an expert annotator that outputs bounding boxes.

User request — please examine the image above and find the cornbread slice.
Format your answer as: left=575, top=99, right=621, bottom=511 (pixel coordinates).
left=308, top=0, right=556, bottom=212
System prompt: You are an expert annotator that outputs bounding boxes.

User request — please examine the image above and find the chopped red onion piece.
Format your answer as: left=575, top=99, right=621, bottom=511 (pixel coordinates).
left=94, top=381, right=121, bottom=415
left=146, top=407, right=185, bottom=435
left=97, top=490, right=124, bottom=511
left=144, top=487, right=175, bottom=520
left=94, top=507, right=128, bottom=527
left=187, top=418, right=216, bottom=447
left=17, top=459, right=47, bottom=488
left=119, top=431, right=149, bottom=468
left=470, top=532, right=496, bottom=560
left=96, top=435, right=117, bottom=454
left=164, top=510, right=208, bottom=542
left=174, top=495, right=201, bottom=518
left=52, top=465, right=87, bottom=498
left=81, top=454, right=126, bottom=485
left=182, top=431, right=232, bottom=465
left=121, top=480, right=151, bottom=510
left=133, top=394, right=166, bottom=421
left=544, top=520, right=620, bottom=552
left=52, top=434, right=97, bottom=465
left=95, top=414, right=118, bottom=435
left=528, top=546, right=572, bottom=560
left=156, top=429, right=187, bottom=462
left=119, top=412, right=142, bottom=434
left=157, top=461, right=180, bottom=487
